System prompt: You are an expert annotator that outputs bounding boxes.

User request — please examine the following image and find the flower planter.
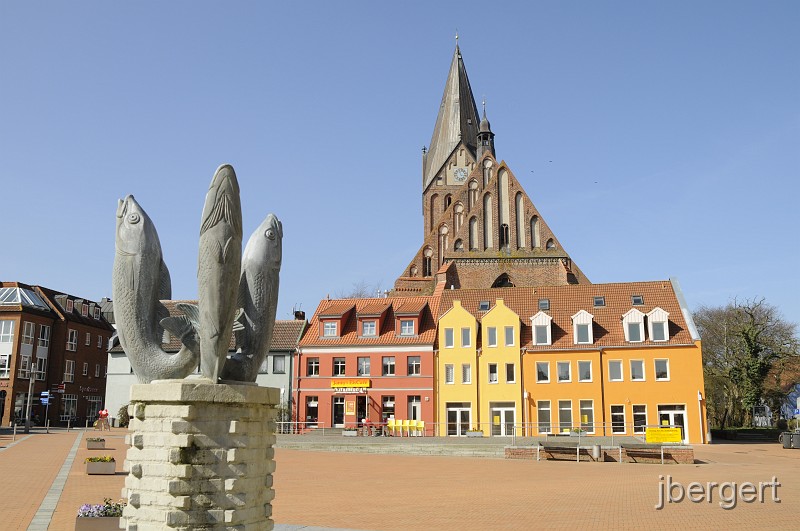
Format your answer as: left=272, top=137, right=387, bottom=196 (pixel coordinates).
left=86, top=440, right=106, bottom=450
left=466, top=431, right=483, bottom=438
left=342, top=431, right=358, bottom=437
left=74, top=517, right=122, bottom=530
left=85, top=461, right=116, bottom=475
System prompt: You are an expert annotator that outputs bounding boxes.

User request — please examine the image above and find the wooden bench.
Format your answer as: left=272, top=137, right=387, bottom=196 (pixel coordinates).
left=619, top=443, right=678, bottom=464
left=537, top=442, right=587, bottom=462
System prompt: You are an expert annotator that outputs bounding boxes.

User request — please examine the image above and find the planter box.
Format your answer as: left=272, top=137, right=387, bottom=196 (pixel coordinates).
left=342, top=431, right=358, bottom=437
left=85, top=461, right=116, bottom=475
left=466, top=431, right=483, bottom=438
left=74, top=517, right=122, bottom=530
left=86, top=440, right=106, bottom=450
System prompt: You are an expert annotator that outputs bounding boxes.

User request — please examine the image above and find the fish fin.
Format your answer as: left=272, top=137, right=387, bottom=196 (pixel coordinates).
left=232, top=308, right=245, bottom=347
left=159, top=259, right=172, bottom=300
left=222, top=236, right=235, bottom=262
left=161, top=316, right=198, bottom=350
left=176, top=303, right=200, bottom=330
left=109, top=332, right=120, bottom=351
left=156, top=302, right=170, bottom=327
left=201, top=194, right=234, bottom=233
left=215, top=240, right=225, bottom=264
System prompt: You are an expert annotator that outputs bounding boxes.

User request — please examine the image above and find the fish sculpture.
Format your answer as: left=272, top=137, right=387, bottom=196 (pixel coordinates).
left=220, top=214, right=283, bottom=382
left=197, top=164, right=242, bottom=381
left=112, top=195, right=199, bottom=383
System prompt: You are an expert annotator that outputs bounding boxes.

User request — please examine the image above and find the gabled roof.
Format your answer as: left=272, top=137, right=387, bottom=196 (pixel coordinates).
left=438, top=281, right=697, bottom=349
left=318, top=300, right=356, bottom=318
left=300, top=296, right=440, bottom=348
left=423, top=45, right=480, bottom=189
left=394, top=299, right=428, bottom=315
left=357, top=301, right=391, bottom=317
left=33, top=285, right=114, bottom=330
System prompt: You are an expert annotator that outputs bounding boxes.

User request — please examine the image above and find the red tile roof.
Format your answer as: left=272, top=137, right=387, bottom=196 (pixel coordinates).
left=439, top=281, right=697, bottom=350
left=357, top=301, right=391, bottom=317
left=318, top=300, right=356, bottom=318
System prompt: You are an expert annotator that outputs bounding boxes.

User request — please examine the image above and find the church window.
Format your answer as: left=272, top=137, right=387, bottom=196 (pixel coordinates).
left=454, top=239, right=463, bottom=251
left=409, top=265, right=417, bottom=277
left=491, top=273, right=514, bottom=288
left=546, top=238, right=556, bottom=250
left=469, top=217, right=478, bottom=250
left=483, top=194, right=493, bottom=249
left=499, top=224, right=510, bottom=248
left=438, top=226, right=449, bottom=267
left=531, top=216, right=540, bottom=248
left=483, top=159, right=493, bottom=186
left=423, top=247, right=433, bottom=277
left=429, top=194, right=439, bottom=233
left=515, top=193, right=525, bottom=248
left=468, top=181, right=478, bottom=209
left=454, top=203, right=464, bottom=232
left=444, top=195, right=452, bottom=210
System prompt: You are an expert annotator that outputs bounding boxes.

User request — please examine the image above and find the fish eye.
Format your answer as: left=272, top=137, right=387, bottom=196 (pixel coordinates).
left=128, top=213, right=141, bottom=224
left=265, top=229, right=275, bottom=240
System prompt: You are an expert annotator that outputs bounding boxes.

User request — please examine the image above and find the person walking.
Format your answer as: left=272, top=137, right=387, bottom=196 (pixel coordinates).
left=98, top=408, right=110, bottom=431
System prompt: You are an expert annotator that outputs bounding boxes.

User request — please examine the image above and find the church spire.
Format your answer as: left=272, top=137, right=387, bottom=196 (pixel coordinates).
left=423, top=44, right=480, bottom=189
left=477, top=98, right=495, bottom=159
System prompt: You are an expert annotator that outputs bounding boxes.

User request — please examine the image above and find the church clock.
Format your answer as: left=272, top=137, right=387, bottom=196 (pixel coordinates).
left=453, top=167, right=468, bottom=182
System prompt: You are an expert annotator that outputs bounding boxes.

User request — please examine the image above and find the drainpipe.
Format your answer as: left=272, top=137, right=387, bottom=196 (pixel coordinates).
left=433, top=349, right=438, bottom=436
left=599, top=348, right=606, bottom=437
left=476, top=347, right=481, bottom=430
left=697, top=390, right=705, bottom=444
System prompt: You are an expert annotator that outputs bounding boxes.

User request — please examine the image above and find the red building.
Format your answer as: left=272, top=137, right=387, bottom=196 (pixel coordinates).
left=295, top=292, right=441, bottom=433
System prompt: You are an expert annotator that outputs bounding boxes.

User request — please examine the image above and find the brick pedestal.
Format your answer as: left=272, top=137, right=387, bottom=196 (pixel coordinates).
left=122, top=379, right=278, bottom=530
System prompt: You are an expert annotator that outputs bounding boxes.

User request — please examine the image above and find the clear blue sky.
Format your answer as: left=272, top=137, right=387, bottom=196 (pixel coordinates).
left=2, top=2, right=798, bottom=327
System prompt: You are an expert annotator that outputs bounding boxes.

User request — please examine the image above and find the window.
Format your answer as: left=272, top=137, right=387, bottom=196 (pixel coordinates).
left=633, top=405, right=647, bottom=433
left=537, top=401, right=551, bottom=433
left=65, top=360, right=75, bottom=383
left=611, top=405, right=625, bottom=433
left=259, top=358, right=268, bottom=374
left=593, top=296, right=605, bottom=307
left=461, top=327, right=471, bottom=348
left=407, top=356, right=421, bottom=376
left=478, top=301, right=490, bottom=311
left=94, top=307, right=101, bottom=319
left=85, top=332, right=91, bottom=346
left=580, top=400, right=594, bottom=433
left=558, top=400, right=572, bottom=433
left=445, top=364, right=454, bottom=384
left=322, top=321, right=337, bottom=337
left=35, top=356, right=47, bottom=380
left=400, top=320, right=415, bottom=336
left=504, top=326, right=514, bottom=346
left=22, top=322, right=35, bottom=345
left=622, top=308, right=645, bottom=342
left=97, top=335, right=103, bottom=348
left=557, top=361, right=571, bottom=382
left=578, top=361, right=592, bottom=382
left=381, top=396, right=394, bottom=422
left=630, top=360, right=645, bottom=381
left=66, top=329, right=78, bottom=351
left=488, top=363, right=498, bottom=383
left=632, top=295, right=644, bottom=306
left=18, top=354, right=31, bottom=378
left=0, top=320, right=14, bottom=343
left=95, top=364, right=101, bottom=377
left=531, top=312, right=552, bottom=345
left=362, top=320, right=376, bottom=336
left=571, top=310, right=594, bottom=345
left=83, top=362, right=89, bottom=376
left=505, top=363, right=515, bottom=383
left=574, top=324, right=589, bottom=344
left=382, top=356, right=395, bottom=376
left=307, top=357, right=319, bottom=376
left=38, top=325, right=50, bottom=348
left=61, top=394, right=77, bottom=422
left=655, top=359, right=669, bottom=380
left=444, top=328, right=454, bottom=348
left=538, top=299, right=550, bottom=311
left=66, top=299, right=74, bottom=312
left=487, top=327, right=497, bottom=347
left=461, top=363, right=471, bottom=384
left=536, top=361, right=549, bottom=383
left=0, top=354, right=9, bottom=378
left=608, top=360, right=623, bottom=381
left=333, top=358, right=346, bottom=376
left=647, top=307, right=670, bottom=342
left=357, top=357, right=370, bottom=376
left=81, top=304, right=88, bottom=317
left=273, top=355, right=286, bottom=374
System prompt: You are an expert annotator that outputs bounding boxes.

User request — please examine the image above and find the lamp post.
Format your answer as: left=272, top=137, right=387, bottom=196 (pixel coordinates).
left=23, top=369, right=35, bottom=434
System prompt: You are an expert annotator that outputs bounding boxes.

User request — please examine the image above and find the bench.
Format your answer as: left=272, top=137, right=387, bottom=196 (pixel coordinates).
left=619, top=443, right=678, bottom=464
left=537, top=442, right=587, bottom=462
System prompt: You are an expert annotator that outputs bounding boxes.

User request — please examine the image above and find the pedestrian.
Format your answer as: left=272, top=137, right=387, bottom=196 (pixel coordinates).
left=98, top=408, right=110, bottom=431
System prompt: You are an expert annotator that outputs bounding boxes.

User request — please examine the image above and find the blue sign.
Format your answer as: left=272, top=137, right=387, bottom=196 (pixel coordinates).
left=40, top=398, right=49, bottom=405
left=794, top=408, right=800, bottom=416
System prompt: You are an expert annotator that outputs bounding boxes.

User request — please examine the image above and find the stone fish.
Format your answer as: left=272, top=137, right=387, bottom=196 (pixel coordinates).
left=220, top=214, right=282, bottom=382
left=112, top=195, right=199, bottom=383
left=196, top=164, right=242, bottom=381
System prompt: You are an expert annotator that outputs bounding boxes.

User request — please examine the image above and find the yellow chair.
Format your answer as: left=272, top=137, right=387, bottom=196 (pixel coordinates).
left=401, top=419, right=410, bottom=437
left=387, top=418, right=396, bottom=437
left=416, top=420, right=425, bottom=437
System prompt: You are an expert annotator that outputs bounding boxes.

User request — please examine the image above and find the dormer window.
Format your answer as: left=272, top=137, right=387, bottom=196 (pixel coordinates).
left=94, top=307, right=101, bottom=319
left=622, top=308, right=645, bottom=343
left=647, top=307, right=670, bottom=342
left=571, top=310, right=594, bottom=345
left=631, top=295, right=644, bottom=306
left=362, top=320, right=377, bottom=337
left=478, top=301, right=490, bottom=311
left=66, top=299, right=74, bottom=313
left=322, top=321, right=337, bottom=337
left=593, top=296, right=605, bottom=307
left=530, top=311, right=553, bottom=346
left=538, top=299, right=550, bottom=311
left=81, top=304, right=88, bottom=317
left=400, top=320, right=415, bottom=336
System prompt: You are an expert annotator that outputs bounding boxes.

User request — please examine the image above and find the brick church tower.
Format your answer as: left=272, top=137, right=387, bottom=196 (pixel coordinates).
left=393, top=44, right=590, bottom=296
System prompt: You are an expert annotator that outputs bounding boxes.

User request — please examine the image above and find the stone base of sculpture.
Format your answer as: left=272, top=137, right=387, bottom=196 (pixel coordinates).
left=122, top=379, right=278, bottom=530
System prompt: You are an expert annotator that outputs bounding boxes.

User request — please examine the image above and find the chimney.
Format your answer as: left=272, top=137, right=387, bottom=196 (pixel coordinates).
left=294, top=310, right=306, bottom=321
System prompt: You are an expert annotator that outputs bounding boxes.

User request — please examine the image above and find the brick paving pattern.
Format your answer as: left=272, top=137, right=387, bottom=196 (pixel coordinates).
left=0, top=428, right=797, bottom=530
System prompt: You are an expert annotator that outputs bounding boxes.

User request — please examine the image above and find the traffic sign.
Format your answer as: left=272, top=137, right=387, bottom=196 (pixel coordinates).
left=40, top=398, right=49, bottom=405
left=40, top=391, right=49, bottom=398
left=794, top=408, right=800, bottom=416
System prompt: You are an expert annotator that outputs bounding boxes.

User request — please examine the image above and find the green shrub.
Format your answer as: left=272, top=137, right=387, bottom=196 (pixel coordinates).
left=117, top=404, right=130, bottom=428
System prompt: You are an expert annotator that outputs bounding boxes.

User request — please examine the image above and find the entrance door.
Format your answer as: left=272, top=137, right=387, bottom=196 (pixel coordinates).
left=446, top=406, right=471, bottom=436
left=408, top=396, right=421, bottom=421
left=658, top=405, right=687, bottom=443
left=332, top=397, right=345, bottom=428
left=356, top=396, right=367, bottom=425
left=490, top=404, right=516, bottom=436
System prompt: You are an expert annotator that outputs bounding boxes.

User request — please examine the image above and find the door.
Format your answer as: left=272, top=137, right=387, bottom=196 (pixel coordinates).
left=356, top=396, right=367, bottom=425
left=490, top=403, right=516, bottom=436
left=332, top=397, right=345, bottom=427
left=446, top=406, right=471, bottom=436
left=658, top=405, right=687, bottom=443
left=408, top=396, right=421, bottom=421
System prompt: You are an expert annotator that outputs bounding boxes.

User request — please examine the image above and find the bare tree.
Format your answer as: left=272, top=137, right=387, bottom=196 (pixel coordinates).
left=335, top=280, right=386, bottom=299
left=695, top=298, right=799, bottom=429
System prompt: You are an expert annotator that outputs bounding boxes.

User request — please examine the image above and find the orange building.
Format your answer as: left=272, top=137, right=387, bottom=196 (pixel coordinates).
left=295, top=293, right=441, bottom=433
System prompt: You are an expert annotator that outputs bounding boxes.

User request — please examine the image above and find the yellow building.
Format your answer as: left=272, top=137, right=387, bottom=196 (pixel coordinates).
left=437, top=280, right=708, bottom=443
left=436, top=300, right=478, bottom=436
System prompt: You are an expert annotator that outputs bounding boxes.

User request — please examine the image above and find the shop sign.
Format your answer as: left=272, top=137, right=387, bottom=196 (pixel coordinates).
left=331, top=379, right=371, bottom=393
left=645, top=427, right=682, bottom=443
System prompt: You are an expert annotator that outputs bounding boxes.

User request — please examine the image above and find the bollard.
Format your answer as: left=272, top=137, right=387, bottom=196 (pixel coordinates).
left=12, top=424, right=16, bottom=441
left=592, top=445, right=601, bottom=461
left=46, top=419, right=50, bottom=434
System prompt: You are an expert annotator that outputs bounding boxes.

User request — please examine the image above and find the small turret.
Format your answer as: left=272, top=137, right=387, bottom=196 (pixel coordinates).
left=477, top=100, right=495, bottom=159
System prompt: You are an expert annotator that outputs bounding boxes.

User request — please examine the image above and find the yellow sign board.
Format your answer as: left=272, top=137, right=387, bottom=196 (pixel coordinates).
left=330, top=379, right=371, bottom=389
left=646, top=427, right=682, bottom=443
